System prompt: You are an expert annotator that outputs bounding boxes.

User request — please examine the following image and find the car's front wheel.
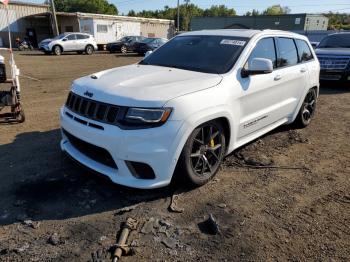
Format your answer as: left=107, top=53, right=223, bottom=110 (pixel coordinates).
left=120, top=45, right=127, bottom=54
left=294, top=88, right=317, bottom=128
left=176, top=121, right=226, bottom=186
left=53, top=45, right=62, bottom=56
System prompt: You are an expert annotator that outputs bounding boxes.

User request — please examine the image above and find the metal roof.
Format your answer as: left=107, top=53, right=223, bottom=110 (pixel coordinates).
left=56, top=12, right=174, bottom=25
left=5, top=0, right=48, bottom=8
left=181, top=29, right=261, bottom=38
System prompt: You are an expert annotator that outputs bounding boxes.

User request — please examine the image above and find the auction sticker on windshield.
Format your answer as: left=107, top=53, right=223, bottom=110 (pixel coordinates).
left=220, top=39, right=246, bottom=46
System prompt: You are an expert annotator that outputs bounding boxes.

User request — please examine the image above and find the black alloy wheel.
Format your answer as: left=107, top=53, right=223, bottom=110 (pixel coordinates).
left=295, top=88, right=317, bottom=127
left=176, top=121, right=226, bottom=186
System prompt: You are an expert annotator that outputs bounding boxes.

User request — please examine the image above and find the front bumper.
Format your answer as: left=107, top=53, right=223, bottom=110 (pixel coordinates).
left=60, top=107, right=185, bottom=189
left=39, top=45, right=50, bottom=52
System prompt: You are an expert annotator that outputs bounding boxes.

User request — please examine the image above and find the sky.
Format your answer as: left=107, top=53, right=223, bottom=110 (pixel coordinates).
left=16, top=0, right=350, bottom=15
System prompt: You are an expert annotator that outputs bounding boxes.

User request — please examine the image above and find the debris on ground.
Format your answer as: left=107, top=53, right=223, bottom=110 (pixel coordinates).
left=14, top=243, right=29, bottom=253
left=48, top=233, right=60, bottom=246
left=141, top=217, right=156, bottom=234
left=169, top=191, right=184, bottom=213
left=115, top=204, right=139, bottom=215
left=199, top=214, right=221, bottom=235
left=161, top=237, right=177, bottom=249
left=22, top=220, right=40, bottom=229
left=112, top=217, right=138, bottom=262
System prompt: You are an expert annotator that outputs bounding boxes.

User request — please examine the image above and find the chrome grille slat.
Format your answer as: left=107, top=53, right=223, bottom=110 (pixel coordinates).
left=318, top=55, right=350, bottom=70
left=65, top=92, right=120, bottom=125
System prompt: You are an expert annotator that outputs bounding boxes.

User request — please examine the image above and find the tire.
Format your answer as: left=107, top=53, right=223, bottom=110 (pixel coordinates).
left=85, top=45, right=94, bottom=55
left=53, top=45, right=62, bottom=56
left=44, top=51, right=51, bottom=55
left=175, top=120, right=226, bottom=187
left=294, top=88, right=317, bottom=128
left=17, top=110, right=25, bottom=123
left=120, top=45, right=127, bottom=54
left=18, top=46, right=24, bottom=51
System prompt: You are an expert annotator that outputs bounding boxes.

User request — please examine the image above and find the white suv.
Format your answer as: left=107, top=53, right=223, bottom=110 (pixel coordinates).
left=39, top=33, right=98, bottom=56
left=60, top=30, right=320, bottom=189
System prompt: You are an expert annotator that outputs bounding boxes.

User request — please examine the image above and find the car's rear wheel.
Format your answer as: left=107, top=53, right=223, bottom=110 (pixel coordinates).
left=85, top=45, right=94, bottom=55
left=120, top=45, right=127, bottom=54
left=53, top=45, right=62, bottom=56
left=294, top=88, right=317, bottom=128
left=176, top=121, right=226, bottom=186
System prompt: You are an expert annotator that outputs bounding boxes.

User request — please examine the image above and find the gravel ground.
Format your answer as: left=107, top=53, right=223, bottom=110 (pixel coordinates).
left=0, top=51, right=349, bottom=261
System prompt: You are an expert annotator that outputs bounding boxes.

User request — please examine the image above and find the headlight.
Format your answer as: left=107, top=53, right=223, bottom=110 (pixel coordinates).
left=125, top=108, right=172, bottom=124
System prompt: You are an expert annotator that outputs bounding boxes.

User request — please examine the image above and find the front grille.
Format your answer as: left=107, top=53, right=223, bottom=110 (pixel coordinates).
left=318, top=55, right=350, bottom=70
left=66, top=92, right=120, bottom=125
left=63, top=129, right=117, bottom=169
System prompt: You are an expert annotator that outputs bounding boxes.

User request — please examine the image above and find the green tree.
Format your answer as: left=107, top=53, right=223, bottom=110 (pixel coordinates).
left=51, top=0, right=118, bottom=15
left=203, top=5, right=236, bottom=17
left=324, top=12, right=350, bottom=30
left=128, top=4, right=235, bottom=31
left=263, top=5, right=290, bottom=15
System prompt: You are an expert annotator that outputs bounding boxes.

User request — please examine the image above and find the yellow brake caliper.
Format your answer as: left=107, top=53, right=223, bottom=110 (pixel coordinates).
left=209, top=138, right=215, bottom=148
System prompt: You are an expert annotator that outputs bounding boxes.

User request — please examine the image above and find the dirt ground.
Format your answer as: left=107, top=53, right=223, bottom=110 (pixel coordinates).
left=0, top=51, right=349, bottom=262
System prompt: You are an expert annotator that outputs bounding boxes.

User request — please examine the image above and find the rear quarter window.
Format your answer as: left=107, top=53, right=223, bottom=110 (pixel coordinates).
left=295, top=39, right=314, bottom=62
left=277, top=38, right=298, bottom=67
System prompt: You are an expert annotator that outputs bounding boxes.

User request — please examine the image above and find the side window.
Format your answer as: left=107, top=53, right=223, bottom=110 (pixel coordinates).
left=245, top=38, right=277, bottom=69
left=296, top=39, right=314, bottom=62
left=97, top=24, right=108, bottom=33
left=76, top=34, right=87, bottom=40
left=66, top=34, right=76, bottom=41
left=277, top=38, right=298, bottom=67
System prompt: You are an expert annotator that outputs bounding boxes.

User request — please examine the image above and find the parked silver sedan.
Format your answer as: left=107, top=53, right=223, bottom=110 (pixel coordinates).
left=39, top=33, right=98, bottom=56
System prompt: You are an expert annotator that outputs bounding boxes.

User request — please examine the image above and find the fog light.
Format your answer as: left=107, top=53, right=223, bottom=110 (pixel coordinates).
left=126, top=161, right=156, bottom=179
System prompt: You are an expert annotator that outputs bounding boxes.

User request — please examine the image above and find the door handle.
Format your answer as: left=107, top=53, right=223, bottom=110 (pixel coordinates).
left=300, top=68, right=307, bottom=73
left=274, top=75, right=282, bottom=81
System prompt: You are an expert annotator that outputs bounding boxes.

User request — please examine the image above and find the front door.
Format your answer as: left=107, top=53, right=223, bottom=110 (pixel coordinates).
left=238, top=37, right=283, bottom=138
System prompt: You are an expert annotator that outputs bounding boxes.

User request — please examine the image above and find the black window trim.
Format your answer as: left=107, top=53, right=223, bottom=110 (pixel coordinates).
left=243, top=36, right=278, bottom=71
left=274, top=37, right=300, bottom=70
left=295, top=38, right=315, bottom=64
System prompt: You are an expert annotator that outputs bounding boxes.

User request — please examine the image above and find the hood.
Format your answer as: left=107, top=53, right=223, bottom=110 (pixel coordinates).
left=316, top=48, right=350, bottom=56
left=40, top=38, right=53, bottom=45
left=72, top=64, right=222, bottom=107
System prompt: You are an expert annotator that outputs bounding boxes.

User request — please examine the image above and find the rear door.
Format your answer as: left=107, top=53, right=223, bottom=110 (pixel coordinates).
left=63, top=34, right=77, bottom=51
left=76, top=34, right=89, bottom=51
left=275, top=37, right=309, bottom=117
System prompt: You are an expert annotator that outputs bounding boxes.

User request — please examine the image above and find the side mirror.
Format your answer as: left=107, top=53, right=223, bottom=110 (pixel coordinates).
left=145, top=50, right=153, bottom=58
left=241, top=58, right=273, bottom=78
left=62, top=38, right=67, bottom=42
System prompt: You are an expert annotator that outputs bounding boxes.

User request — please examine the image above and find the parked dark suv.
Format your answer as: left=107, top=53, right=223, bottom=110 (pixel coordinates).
left=106, top=36, right=145, bottom=54
left=315, top=33, right=350, bottom=84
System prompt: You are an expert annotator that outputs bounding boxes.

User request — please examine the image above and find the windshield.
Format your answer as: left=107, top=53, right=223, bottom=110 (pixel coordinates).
left=53, top=33, right=67, bottom=40
left=318, top=34, right=350, bottom=48
left=120, top=37, right=131, bottom=42
left=140, top=35, right=248, bottom=74
left=142, top=38, right=157, bottom=43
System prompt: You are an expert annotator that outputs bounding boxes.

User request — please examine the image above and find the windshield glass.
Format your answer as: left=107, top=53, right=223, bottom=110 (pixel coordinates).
left=318, top=34, right=350, bottom=48
left=53, top=33, right=67, bottom=40
left=142, top=38, right=157, bottom=43
left=140, top=35, right=248, bottom=74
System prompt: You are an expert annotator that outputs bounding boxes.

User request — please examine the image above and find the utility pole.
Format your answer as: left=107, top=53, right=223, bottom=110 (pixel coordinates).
left=50, top=0, right=59, bottom=36
left=177, top=0, right=180, bottom=33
